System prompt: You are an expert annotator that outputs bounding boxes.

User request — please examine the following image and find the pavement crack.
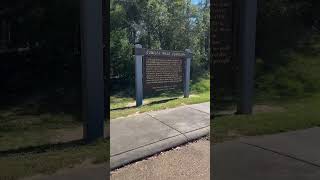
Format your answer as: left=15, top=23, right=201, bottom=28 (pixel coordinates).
left=240, top=141, right=320, bottom=168
left=145, top=113, right=189, bottom=140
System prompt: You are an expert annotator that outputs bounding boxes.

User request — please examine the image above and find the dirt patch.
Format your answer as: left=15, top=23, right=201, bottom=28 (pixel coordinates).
left=227, top=130, right=242, bottom=138
left=253, top=105, right=286, bottom=114
left=49, top=127, right=83, bottom=143
left=214, top=104, right=286, bottom=116
left=125, top=102, right=136, bottom=108
left=189, top=94, right=200, bottom=98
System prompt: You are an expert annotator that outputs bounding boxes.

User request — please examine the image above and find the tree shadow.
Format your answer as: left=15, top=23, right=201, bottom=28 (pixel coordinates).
left=110, top=97, right=178, bottom=111
left=212, top=99, right=237, bottom=118
left=0, top=137, right=109, bottom=157
left=213, top=113, right=236, bottom=118
left=0, top=139, right=83, bottom=157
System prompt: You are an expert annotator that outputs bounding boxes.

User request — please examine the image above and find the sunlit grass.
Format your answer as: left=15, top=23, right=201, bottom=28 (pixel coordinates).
left=110, top=76, right=210, bottom=119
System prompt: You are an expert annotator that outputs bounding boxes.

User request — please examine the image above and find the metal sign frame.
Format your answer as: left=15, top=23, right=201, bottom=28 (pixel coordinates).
left=134, top=44, right=192, bottom=106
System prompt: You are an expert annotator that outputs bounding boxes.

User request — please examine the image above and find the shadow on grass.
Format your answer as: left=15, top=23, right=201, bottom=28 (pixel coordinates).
left=110, top=97, right=179, bottom=111
left=212, top=100, right=237, bottom=118
left=213, top=114, right=235, bottom=118
left=0, top=137, right=108, bottom=157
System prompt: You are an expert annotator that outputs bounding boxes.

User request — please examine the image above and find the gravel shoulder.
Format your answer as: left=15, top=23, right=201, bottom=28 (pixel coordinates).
left=110, top=138, right=210, bottom=180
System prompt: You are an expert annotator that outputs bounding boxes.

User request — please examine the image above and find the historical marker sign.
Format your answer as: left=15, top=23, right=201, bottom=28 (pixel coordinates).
left=143, top=50, right=186, bottom=95
left=135, top=46, right=192, bottom=106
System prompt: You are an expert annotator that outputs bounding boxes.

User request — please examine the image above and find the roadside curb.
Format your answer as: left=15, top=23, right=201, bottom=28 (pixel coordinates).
left=110, top=126, right=210, bottom=170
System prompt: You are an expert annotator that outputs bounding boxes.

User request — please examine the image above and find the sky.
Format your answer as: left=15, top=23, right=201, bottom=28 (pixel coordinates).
left=191, top=0, right=201, bottom=5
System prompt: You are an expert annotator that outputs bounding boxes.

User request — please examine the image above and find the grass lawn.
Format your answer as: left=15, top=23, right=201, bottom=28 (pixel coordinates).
left=213, top=93, right=320, bottom=142
left=110, top=76, right=210, bottom=119
left=0, top=112, right=81, bottom=151
left=0, top=139, right=109, bottom=180
left=213, top=36, right=320, bottom=142
left=0, top=106, right=109, bottom=179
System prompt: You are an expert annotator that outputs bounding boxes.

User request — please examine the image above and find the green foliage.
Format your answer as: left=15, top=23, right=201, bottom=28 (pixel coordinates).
left=255, top=0, right=320, bottom=98
left=256, top=51, right=320, bottom=98
left=191, top=75, right=210, bottom=93
left=110, top=29, right=134, bottom=79
left=110, top=0, right=209, bottom=83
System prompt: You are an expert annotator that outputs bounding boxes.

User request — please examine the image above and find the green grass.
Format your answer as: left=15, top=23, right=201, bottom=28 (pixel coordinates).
left=110, top=76, right=210, bottom=119
left=0, top=105, right=109, bottom=179
left=0, top=139, right=109, bottom=180
left=256, top=34, right=320, bottom=98
left=0, top=111, right=81, bottom=151
left=213, top=93, right=320, bottom=142
left=217, top=33, right=320, bottom=138
left=214, top=34, right=320, bottom=142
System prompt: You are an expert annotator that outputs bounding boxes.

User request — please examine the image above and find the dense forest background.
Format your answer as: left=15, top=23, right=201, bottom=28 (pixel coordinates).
left=0, top=0, right=81, bottom=117
left=0, top=0, right=320, bottom=116
left=255, top=0, right=320, bottom=98
left=110, top=0, right=209, bottom=86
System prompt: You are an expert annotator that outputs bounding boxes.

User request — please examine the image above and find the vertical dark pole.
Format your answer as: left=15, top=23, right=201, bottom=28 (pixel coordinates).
left=237, top=0, right=257, bottom=114
left=80, top=0, right=105, bottom=141
left=1, top=20, right=7, bottom=49
left=184, top=49, right=192, bottom=98
left=102, top=0, right=110, bottom=138
left=135, top=44, right=143, bottom=107
left=210, top=0, right=214, bottom=120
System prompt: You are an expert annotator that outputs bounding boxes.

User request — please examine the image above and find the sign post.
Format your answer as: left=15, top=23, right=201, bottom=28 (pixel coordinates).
left=184, top=49, right=192, bottom=98
left=135, top=44, right=144, bottom=107
left=80, top=0, right=105, bottom=142
left=236, top=0, right=257, bottom=114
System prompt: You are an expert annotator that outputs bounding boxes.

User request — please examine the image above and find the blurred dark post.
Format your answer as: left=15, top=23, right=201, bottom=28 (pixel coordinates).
left=102, top=0, right=109, bottom=137
left=184, top=49, right=192, bottom=98
left=236, top=0, right=257, bottom=114
left=80, top=0, right=105, bottom=142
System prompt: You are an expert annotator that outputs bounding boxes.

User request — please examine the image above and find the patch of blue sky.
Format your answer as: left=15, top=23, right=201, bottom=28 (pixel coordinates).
left=191, top=0, right=201, bottom=5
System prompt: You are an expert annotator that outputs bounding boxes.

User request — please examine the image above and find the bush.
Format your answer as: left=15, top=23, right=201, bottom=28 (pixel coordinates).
left=256, top=53, right=320, bottom=98
left=191, top=75, right=210, bottom=93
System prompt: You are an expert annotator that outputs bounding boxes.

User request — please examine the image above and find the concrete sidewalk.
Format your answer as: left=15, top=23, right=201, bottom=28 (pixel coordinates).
left=110, top=102, right=210, bottom=170
left=213, top=127, right=320, bottom=180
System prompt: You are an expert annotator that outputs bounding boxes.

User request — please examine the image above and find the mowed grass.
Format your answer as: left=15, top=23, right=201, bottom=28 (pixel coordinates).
left=110, top=76, right=210, bottom=119
left=214, top=45, right=320, bottom=142
left=213, top=92, right=320, bottom=143
left=0, top=111, right=81, bottom=151
left=0, top=106, right=109, bottom=179
left=0, top=139, right=109, bottom=180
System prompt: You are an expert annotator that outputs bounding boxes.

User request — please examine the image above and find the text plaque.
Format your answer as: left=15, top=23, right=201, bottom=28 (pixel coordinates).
left=143, top=50, right=186, bottom=96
